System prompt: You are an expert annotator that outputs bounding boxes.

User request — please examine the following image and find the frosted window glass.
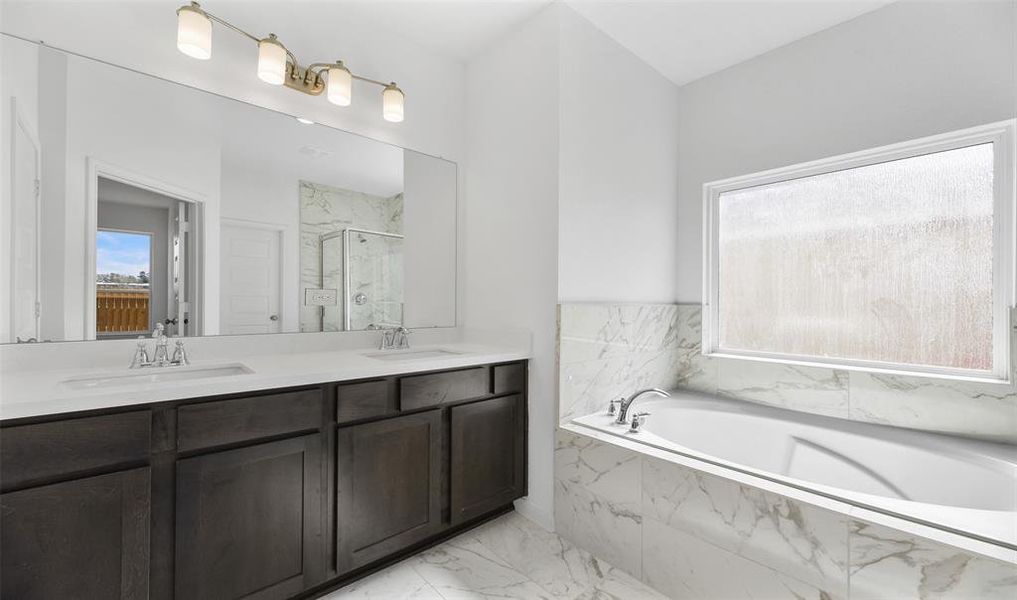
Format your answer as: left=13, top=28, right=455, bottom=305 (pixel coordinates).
left=717, top=143, right=995, bottom=371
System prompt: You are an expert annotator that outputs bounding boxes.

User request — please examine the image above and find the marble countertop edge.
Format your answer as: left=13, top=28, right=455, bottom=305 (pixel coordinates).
left=1, top=343, right=530, bottom=421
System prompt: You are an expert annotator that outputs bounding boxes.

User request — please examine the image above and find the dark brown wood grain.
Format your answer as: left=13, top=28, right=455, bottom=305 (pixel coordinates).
left=174, top=434, right=324, bottom=600
left=0, top=467, right=151, bottom=600
left=0, top=411, right=151, bottom=491
left=450, top=395, right=526, bottom=525
left=398, top=367, right=488, bottom=411
left=336, top=380, right=396, bottom=423
left=175, top=389, right=322, bottom=452
left=336, top=409, right=443, bottom=572
left=493, top=363, right=525, bottom=395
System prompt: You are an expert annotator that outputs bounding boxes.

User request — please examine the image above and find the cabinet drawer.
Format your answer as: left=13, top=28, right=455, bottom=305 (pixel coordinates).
left=337, top=380, right=394, bottom=423
left=1, top=411, right=151, bottom=490
left=493, top=363, right=525, bottom=394
left=399, top=367, right=488, bottom=411
left=176, top=389, right=322, bottom=452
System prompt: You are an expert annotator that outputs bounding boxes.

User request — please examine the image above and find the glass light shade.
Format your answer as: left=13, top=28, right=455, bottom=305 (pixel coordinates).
left=382, top=84, right=404, bottom=123
left=327, top=64, right=353, bottom=106
left=257, top=35, right=287, bottom=85
left=176, top=4, right=211, bottom=60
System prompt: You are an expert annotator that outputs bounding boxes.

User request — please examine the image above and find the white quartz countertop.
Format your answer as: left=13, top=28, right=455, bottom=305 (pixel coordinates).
left=0, top=343, right=530, bottom=421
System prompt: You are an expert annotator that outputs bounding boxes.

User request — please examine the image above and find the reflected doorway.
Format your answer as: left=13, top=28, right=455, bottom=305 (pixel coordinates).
left=91, top=176, right=197, bottom=339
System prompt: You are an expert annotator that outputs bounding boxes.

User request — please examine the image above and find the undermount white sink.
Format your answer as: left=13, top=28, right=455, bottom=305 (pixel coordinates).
left=364, top=349, right=464, bottom=361
left=60, top=363, right=254, bottom=390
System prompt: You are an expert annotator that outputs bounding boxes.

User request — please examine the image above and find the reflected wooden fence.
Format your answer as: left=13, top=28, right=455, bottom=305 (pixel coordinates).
left=96, top=286, right=150, bottom=333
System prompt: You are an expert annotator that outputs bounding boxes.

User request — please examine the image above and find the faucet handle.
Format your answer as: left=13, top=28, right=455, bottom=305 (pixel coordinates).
left=130, top=336, right=150, bottom=369
left=607, top=398, right=623, bottom=416
left=629, top=412, right=651, bottom=433
left=172, top=339, right=189, bottom=366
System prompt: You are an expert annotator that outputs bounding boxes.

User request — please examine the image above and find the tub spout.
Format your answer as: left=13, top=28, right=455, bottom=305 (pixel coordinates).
left=615, top=388, right=670, bottom=424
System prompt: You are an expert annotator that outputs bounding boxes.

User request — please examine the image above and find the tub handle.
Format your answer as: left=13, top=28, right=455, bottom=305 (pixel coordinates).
left=629, top=412, right=651, bottom=433
left=607, top=398, right=623, bottom=416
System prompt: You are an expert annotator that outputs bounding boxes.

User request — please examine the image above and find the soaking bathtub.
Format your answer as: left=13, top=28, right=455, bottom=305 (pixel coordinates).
left=571, top=390, right=1017, bottom=552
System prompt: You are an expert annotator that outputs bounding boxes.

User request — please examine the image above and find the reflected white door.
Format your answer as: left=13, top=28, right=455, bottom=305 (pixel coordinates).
left=220, top=223, right=281, bottom=335
left=11, top=104, right=40, bottom=342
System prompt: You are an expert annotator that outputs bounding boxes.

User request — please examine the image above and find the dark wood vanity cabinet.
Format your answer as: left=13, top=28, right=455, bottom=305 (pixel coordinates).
left=337, top=409, right=442, bottom=572
left=0, top=359, right=527, bottom=600
left=174, top=434, right=324, bottom=600
left=0, top=467, right=152, bottom=600
left=450, top=394, right=526, bottom=525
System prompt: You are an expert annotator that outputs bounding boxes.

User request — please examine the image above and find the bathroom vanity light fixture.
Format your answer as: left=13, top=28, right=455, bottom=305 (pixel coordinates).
left=175, top=2, right=405, bottom=122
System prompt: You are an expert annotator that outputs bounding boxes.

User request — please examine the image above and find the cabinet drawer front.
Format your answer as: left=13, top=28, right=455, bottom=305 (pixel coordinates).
left=1, top=411, right=151, bottom=490
left=337, top=380, right=394, bottom=423
left=493, top=363, right=525, bottom=394
left=399, top=367, right=488, bottom=411
left=176, top=389, right=322, bottom=452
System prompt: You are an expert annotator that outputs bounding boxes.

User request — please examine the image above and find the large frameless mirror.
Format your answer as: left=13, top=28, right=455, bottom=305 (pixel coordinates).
left=0, top=34, right=457, bottom=343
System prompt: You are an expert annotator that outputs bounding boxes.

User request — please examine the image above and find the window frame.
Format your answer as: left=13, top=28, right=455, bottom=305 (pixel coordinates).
left=702, top=120, right=1016, bottom=383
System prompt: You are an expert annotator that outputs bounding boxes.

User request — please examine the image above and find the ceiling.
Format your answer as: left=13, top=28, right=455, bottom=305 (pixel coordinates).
left=321, top=0, right=893, bottom=86
left=565, top=1, right=893, bottom=86
left=2, top=0, right=894, bottom=89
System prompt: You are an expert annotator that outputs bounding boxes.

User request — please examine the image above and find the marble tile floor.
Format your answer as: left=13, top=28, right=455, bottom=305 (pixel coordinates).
left=321, top=511, right=669, bottom=600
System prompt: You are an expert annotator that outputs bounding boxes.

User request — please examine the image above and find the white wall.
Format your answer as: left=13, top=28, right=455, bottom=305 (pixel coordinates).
left=557, top=9, right=680, bottom=303
left=463, top=6, right=560, bottom=528
left=463, top=4, right=683, bottom=528
left=676, top=0, right=1017, bottom=302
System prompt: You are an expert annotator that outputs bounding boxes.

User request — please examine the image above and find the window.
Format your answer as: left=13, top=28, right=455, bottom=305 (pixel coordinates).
left=96, top=230, right=152, bottom=335
left=703, top=122, right=1015, bottom=381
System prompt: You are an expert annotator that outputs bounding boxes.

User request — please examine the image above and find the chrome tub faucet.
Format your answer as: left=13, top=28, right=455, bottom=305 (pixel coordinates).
left=614, top=388, right=670, bottom=424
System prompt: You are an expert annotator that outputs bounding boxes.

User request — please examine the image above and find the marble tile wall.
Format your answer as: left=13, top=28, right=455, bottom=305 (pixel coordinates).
left=674, top=303, right=1017, bottom=444
left=553, top=429, right=1017, bottom=600
left=558, top=303, right=680, bottom=423
left=299, top=181, right=403, bottom=332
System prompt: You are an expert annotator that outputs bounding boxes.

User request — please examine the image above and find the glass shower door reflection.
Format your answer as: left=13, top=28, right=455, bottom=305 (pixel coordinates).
left=343, top=228, right=405, bottom=331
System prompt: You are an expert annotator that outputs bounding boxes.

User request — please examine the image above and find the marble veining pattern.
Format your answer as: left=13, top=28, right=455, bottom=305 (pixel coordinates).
left=641, top=456, right=848, bottom=592
left=848, top=521, right=1017, bottom=600
left=671, top=303, right=1017, bottom=443
left=299, top=180, right=404, bottom=333
left=323, top=511, right=668, bottom=600
left=558, top=303, right=680, bottom=423
left=553, top=428, right=1017, bottom=600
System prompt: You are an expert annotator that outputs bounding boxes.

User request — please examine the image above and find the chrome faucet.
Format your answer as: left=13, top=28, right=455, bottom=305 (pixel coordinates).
left=614, top=388, right=670, bottom=424
left=130, top=324, right=189, bottom=368
left=379, top=326, right=411, bottom=350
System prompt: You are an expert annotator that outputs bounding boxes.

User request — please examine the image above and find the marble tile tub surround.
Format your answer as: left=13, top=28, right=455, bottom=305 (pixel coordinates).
left=558, top=303, right=680, bottom=423
left=553, top=428, right=1017, bottom=600
left=674, top=303, right=1017, bottom=444
left=323, top=510, right=667, bottom=600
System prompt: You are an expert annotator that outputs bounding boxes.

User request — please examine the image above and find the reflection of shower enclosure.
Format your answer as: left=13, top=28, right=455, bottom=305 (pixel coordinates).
left=319, top=228, right=404, bottom=331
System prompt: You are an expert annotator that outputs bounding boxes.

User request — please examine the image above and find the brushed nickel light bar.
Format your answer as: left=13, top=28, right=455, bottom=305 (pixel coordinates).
left=176, top=2, right=405, bottom=122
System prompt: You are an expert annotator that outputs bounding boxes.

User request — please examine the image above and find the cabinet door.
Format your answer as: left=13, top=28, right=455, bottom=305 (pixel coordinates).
left=1, top=467, right=151, bottom=600
left=337, top=409, right=442, bottom=572
left=175, top=434, right=323, bottom=600
left=450, top=395, right=526, bottom=525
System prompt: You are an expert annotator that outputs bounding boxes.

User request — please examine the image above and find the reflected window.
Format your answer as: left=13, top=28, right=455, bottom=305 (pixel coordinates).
left=96, top=230, right=152, bottom=335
